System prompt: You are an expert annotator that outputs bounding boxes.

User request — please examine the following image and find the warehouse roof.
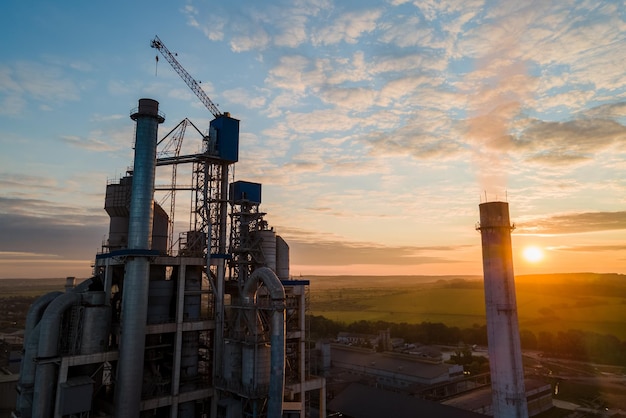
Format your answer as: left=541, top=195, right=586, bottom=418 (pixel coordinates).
left=328, top=383, right=488, bottom=418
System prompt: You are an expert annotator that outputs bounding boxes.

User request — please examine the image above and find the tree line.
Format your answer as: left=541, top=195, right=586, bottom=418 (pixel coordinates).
left=308, top=315, right=626, bottom=366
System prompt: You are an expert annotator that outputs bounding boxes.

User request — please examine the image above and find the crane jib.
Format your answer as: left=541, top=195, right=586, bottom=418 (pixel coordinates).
left=151, top=35, right=222, bottom=118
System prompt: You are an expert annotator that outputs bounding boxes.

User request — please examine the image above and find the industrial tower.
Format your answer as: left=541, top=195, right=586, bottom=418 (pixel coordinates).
left=477, top=201, right=529, bottom=418
left=14, top=35, right=325, bottom=418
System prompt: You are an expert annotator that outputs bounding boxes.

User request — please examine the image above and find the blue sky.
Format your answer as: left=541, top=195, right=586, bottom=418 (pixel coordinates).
left=1, top=0, right=626, bottom=278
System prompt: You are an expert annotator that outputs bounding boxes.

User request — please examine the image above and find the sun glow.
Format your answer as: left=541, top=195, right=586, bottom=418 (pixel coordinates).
left=523, top=246, right=544, bottom=263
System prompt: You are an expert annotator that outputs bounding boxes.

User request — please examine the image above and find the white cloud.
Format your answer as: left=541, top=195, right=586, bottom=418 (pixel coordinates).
left=265, top=55, right=320, bottom=93
left=0, top=94, right=26, bottom=116
left=283, top=108, right=364, bottom=134
left=0, top=61, right=79, bottom=116
left=231, top=28, right=272, bottom=52
left=14, top=61, right=80, bottom=102
left=379, top=15, right=433, bottom=48
left=222, top=87, right=267, bottom=109
left=312, top=9, right=382, bottom=45
left=319, top=86, right=377, bottom=110
left=414, top=0, right=485, bottom=21
left=274, top=14, right=309, bottom=48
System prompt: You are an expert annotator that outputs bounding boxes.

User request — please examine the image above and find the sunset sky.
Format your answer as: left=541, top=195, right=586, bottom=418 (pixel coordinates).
left=1, top=0, right=625, bottom=279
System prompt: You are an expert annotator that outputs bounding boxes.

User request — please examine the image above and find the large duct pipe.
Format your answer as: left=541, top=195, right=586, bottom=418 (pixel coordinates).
left=16, top=291, right=63, bottom=417
left=242, top=267, right=285, bottom=418
left=477, top=201, right=528, bottom=418
left=22, top=291, right=63, bottom=358
left=31, top=291, right=83, bottom=418
left=114, top=98, right=164, bottom=418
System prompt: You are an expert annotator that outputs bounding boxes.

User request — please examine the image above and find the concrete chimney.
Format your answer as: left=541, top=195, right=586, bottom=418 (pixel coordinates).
left=477, top=201, right=529, bottom=418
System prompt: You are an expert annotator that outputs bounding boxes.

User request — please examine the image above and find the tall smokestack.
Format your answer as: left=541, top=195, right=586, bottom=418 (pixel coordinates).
left=477, top=201, right=529, bottom=418
left=114, top=99, right=164, bottom=417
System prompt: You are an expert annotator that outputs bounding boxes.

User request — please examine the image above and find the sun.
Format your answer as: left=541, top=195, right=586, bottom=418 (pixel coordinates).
left=522, top=246, right=544, bottom=263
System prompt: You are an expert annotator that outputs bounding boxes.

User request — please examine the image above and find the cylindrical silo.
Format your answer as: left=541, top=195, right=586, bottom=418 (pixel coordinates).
left=114, top=98, right=164, bottom=418
left=254, top=229, right=276, bottom=272
left=242, top=344, right=271, bottom=390
left=80, top=292, right=111, bottom=355
left=152, top=203, right=169, bottom=254
left=276, top=235, right=290, bottom=280
left=477, top=201, right=528, bottom=418
left=104, top=177, right=132, bottom=251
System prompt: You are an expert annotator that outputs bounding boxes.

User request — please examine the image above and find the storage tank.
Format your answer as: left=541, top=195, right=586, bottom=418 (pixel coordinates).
left=104, top=177, right=132, bottom=250
left=276, top=235, right=289, bottom=280
left=253, top=230, right=276, bottom=272
left=80, top=311, right=110, bottom=355
left=104, top=175, right=168, bottom=253
left=242, top=344, right=271, bottom=390
left=152, top=203, right=169, bottom=254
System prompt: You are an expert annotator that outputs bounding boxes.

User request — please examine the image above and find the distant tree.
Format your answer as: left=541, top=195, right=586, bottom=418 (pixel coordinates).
left=307, top=315, right=626, bottom=366
left=520, top=329, right=538, bottom=350
left=537, top=331, right=555, bottom=354
left=448, top=344, right=489, bottom=375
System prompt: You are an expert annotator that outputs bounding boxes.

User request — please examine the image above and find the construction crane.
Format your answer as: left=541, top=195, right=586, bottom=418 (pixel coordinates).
left=151, top=35, right=222, bottom=118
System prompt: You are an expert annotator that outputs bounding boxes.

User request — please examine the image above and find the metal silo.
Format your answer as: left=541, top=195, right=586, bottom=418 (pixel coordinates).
left=242, top=344, right=271, bottom=389
left=152, top=203, right=169, bottom=254
left=276, top=235, right=290, bottom=280
left=254, top=229, right=277, bottom=272
left=79, top=292, right=111, bottom=355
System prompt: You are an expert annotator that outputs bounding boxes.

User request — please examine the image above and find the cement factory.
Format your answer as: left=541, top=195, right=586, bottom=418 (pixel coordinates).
left=8, top=37, right=549, bottom=418
left=13, top=36, right=325, bottom=418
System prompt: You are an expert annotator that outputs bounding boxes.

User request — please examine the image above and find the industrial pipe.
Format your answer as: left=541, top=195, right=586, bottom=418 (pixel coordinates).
left=31, top=291, right=83, bottom=418
left=114, top=98, right=163, bottom=418
left=16, top=291, right=62, bottom=417
left=242, top=267, right=285, bottom=418
left=23, top=292, right=63, bottom=341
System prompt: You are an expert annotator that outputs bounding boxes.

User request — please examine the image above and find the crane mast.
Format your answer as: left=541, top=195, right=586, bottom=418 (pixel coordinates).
left=150, top=37, right=240, bottom=411
left=151, top=35, right=222, bottom=118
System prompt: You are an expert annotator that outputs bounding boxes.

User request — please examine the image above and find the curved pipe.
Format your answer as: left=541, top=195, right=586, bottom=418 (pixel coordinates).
left=32, top=291, right=83, bottom=418
left=23, top=292, right=63, bottom=342
left=18, top=279, right=95, bottom=416
left=242, top=267, right=285, bottom=305
left=71, top=276, right=95, bottom=293
left=17, top=291, right=62, bottom=416
left=243, top=267, right=285, bottom=418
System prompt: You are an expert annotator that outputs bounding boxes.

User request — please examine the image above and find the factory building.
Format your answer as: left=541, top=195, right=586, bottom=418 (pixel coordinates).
left=329, top=345, right=463, bottom=388
left=13, top=97, right=325, bottom=417
left=328, top=383, right=487, bottom=418
left=442, top=378, right=552, bottom=416
left=10, top=36, right=554, bottom=418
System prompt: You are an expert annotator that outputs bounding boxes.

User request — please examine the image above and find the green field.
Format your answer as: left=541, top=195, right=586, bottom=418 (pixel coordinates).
left=307, top=273, right=626, bottom=340
left=2, top=274, right=625, bottom=340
